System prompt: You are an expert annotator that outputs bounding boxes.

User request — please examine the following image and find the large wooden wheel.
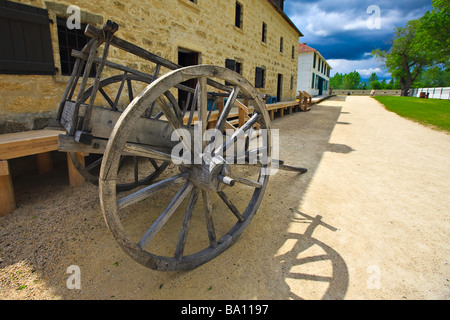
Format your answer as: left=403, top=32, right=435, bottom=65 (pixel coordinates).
left=100, top=65, right=273, bottom=270
left=69, top=73, right=172, bottom=191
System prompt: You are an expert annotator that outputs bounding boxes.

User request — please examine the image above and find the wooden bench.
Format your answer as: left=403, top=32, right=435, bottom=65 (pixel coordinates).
left=266, top=100, right=300, bottom=121
left=299, top=91, right=312, bottom=112
left=0, top=129, right=84, bottom=216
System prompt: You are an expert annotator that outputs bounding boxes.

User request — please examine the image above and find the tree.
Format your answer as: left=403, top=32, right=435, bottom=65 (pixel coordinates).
left=342, top=71, right=361, bottom=89
left=368, top=73, right=378, bottom=84
left=414, top=0, right=450, bottom=68
left=373, top=0, right=449, bottom=95
left=373, top=19, right=429, bottom=96
left=330, top=72, right=344, bottom=89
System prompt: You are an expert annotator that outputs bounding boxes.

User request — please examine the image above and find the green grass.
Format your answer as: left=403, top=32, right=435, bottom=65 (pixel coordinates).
left=372, top=96, right=450, bottom=133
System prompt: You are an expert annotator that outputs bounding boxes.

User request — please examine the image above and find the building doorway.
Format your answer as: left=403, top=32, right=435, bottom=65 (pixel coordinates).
left=318, top=77, right=324, bottom=95
left=178, top=48, right=199, bottom=109
left=277, top=74, right=283, bottom=102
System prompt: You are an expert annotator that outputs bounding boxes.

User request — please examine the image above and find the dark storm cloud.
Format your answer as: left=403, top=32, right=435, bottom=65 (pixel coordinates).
left=284, top=0, right=433, bottom=78
left=285, top=0, right=432, bottom=59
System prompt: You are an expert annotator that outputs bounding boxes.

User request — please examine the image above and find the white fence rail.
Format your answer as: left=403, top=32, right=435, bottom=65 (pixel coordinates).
left=409, top=87, right=450, bottom=100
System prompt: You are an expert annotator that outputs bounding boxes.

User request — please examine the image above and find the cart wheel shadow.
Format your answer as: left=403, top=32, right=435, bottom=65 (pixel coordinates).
left=275, top=211, right=348, bottom=300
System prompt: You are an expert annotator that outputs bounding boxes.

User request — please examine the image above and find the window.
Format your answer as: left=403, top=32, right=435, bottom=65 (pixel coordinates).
left=225, top=58, right=242, bottom=85
left=311, top=73, right=315, bottom=89
left=0, top=1, right=54, bottom=75
left=291, top=45, right=295, bottom=59
left=290, top=75, right=294, bottom=90
left=280, top=37, right=283, bottom=53
left=57, top=17, right=95, bottom=77
left=313, top=53, right=316, bottom=68
left=255, top=67, right=265, bottom=88
left=235, top=2, right=243, bottom=29
left=189, top=0, right=197, bottom=3
left=262, top=22, right=267, bottom=43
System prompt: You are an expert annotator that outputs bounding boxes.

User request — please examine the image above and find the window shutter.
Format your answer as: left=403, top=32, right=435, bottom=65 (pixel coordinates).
left=0, top=0, right=54, bottom=75
left=225, top=59, right=236, bottom=71
left=255, top=67, right=264, bottom=88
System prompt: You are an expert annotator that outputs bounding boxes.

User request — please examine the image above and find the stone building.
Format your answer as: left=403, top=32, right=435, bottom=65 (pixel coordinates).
left=0, top=0, right=302, bottom=133
left=297, top=42, right=331, bottom=96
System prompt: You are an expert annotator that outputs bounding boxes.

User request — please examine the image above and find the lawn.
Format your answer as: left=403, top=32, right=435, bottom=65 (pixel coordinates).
left=372, top=96, right=450, bottom=133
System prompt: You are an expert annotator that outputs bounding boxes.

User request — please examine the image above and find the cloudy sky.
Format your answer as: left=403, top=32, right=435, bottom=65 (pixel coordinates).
left=284, top=0, right=433, bottom=81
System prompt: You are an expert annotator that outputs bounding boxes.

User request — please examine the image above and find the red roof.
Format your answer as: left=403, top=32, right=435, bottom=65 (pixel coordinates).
left=298, top=43, right=316, bottom=53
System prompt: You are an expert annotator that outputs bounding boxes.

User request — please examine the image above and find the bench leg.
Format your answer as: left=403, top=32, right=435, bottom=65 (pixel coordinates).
left=36, top=152, right=53, bottom=175
left=67, top=153, right=86, bottom=187
left=0, top=160, right=16, bottom=216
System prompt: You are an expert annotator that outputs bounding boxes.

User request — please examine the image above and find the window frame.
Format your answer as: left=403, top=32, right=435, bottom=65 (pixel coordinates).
left=255, top=66, right=265, bottom=89
left=56, top=17, right=96, bottom=77
left=235, top=1, right=243, bottom=29
left=262, top=22, right=267, bottom=43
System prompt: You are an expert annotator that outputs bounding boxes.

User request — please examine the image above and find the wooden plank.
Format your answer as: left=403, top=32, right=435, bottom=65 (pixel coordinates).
left=0, top=130, right=64, bottom=160
left=67, top=152, right=85, bottom=187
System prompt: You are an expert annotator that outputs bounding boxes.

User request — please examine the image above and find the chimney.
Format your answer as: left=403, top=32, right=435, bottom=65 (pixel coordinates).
left=273, top=0, right=284, bottom=11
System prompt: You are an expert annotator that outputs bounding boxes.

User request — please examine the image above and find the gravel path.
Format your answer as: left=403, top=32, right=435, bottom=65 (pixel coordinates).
left=1, top=96, right=449, bottom=300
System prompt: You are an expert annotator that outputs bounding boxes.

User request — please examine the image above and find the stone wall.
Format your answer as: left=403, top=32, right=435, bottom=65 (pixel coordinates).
left=331, top=89, right=402, bottom=96
left=0, top=0, right=301, bottom=133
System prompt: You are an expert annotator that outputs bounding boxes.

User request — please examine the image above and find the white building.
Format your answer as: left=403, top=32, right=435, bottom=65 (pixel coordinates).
left=297, top=43, right=332, bottom=96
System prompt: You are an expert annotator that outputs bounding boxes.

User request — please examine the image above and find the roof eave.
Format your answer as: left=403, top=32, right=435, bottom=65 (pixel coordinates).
left=267, top=0, right=303, bottom=37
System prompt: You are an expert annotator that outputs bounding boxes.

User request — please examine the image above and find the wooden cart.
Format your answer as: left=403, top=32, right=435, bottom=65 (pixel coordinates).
left=56, top=20, right=306, bottom=271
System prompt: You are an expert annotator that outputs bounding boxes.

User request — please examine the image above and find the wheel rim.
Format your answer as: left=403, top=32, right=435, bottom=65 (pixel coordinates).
left=69, top=73, right=173, bottom=191
left=100, top=65, right=273, bottom=270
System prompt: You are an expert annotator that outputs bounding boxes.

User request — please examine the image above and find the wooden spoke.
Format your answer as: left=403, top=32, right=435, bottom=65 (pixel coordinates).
left=187, top=82, right=199, bottom=126
left=85, top=157, right=103, bottom=172
left=123, top=142, right=176, bottom=163
left=215, top=86, right=240, bottom=131
left=181, top=91, right=192, bottom=118
left=149, top=158, right=160, bottom=171
left=202, top=190, right=217, bottom=248
left=126, top=78, right=134, bottom=102
left=226, top=173, right=262, bottom=189
left=113, top=72, right=128, bottom=110
left=215, top=112, right=262, bottom=156
left=235, top=146, right=268, bottom=163
left=99, top=88, right=115, bottom=109
left=197, top=76, right=208, bottom=150
left=175, top=187, right=199, bottom=260
left=217, top=191, right=244, bottom=222
left=117, top=172, right=188, bottom=210
left=138, top=182, right=194, bottom=249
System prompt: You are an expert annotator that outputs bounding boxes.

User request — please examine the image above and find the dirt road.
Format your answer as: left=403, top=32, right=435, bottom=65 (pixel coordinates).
left=1, top=96, right=449, bottom=300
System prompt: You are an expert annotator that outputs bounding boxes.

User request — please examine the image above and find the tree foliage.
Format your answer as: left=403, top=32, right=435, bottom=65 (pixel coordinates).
left=372, top=0, right=449, bottom=95
left=330, top=71, right=362, bottom=90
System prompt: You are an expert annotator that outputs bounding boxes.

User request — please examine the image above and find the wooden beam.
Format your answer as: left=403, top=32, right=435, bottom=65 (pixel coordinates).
left=0, top=160, right=15, bottom=216
left=67, top=153, right=86, bottom=187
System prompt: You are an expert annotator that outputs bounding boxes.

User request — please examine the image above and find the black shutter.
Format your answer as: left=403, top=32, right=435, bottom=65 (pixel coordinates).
left=255, top=67, right=264, bottom=88
left=0, top=0, right=54, bottom=75
left=225, top=59, right=236, bottom=86
left=225, top=59, right=236, bottom=71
